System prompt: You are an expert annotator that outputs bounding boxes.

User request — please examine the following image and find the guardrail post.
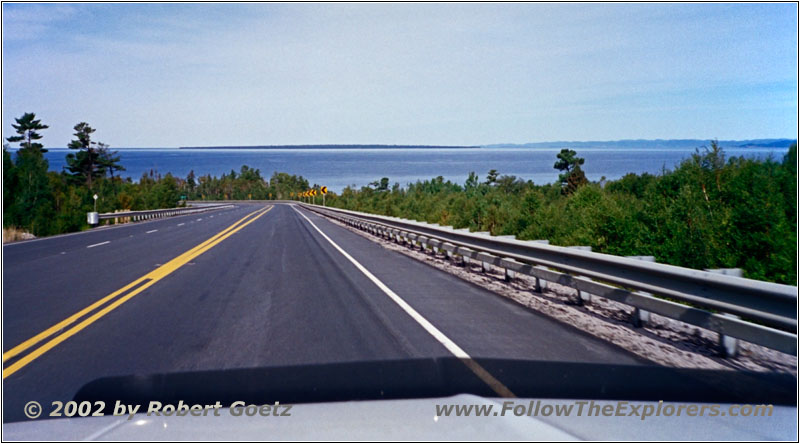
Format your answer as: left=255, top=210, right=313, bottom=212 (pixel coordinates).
left=533, top=267, right=548, bottom=292
left=707, top=268, right=743, bottom=357
left=457, top=247, right=473, bottom=267
left=568, top=246, right=593, bottom=305
left=442, top=243, right=456, bottom=262
left=627, top=256, right=655, bottom=327
left=496, top=236, right=518, bottom=281
left=524, top=241, right=550, bottom=292
left=481, top=257, right=491, bottom=273
left=503, top=258, right=521, bottom=282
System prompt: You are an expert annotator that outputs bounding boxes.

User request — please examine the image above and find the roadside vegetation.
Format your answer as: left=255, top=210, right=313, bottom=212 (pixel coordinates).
left=3, top=112, right=795, bottom=284
left=3, top=112, right=312, bottom=239
left=326, top=143, right=797, bottom=285
left=4, top=113, right=188, bottom=237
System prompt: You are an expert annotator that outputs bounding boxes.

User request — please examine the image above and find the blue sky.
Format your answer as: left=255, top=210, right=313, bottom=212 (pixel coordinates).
left=2, top=3, right=797, bottom=147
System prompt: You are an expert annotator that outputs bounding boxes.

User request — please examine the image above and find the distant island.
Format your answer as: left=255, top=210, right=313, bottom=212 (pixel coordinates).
left=179, top=139, right=796, bottom=150
left=484, top=138, right=797, bottom=149
left=180, top=144, right=480, bottom=149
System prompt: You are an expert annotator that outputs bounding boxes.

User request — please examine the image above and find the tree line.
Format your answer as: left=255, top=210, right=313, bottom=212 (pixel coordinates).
left=325, top=142, right=797, bottom=285
left=3, top=112, right=312, bottom=238
left=4, top=113, right=795, bottom=285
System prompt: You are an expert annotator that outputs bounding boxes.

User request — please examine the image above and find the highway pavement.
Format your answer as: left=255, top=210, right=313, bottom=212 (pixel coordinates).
left=3, top=203, right=646, bottom=423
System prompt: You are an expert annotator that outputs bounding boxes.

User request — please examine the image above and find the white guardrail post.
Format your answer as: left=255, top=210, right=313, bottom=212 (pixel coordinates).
left=529, top=240, right=550, bottom=292
left=473, top=232, right=493, bottom=273
left=627, top=256, right=656, bottom=328
left=707, top=268, right=743, bottom=358
left=568, top=246, right=593, bottom=305
left=497, top=235, right=518, bottom=282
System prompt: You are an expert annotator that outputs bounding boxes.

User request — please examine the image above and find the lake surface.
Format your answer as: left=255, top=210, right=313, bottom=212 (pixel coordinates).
left=30, top=146, right=791, bottom=192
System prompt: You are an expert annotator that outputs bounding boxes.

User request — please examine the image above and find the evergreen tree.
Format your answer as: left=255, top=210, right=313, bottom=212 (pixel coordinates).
left=464, top=171, right=479, bottom=190
left=485, top=169, right=499, bottom=185
left=3, top=145, right=17, bottom=227
left=6, top=112, right=49, bottom=154
left=4, top=113, right=54, bottom=235
left=65, top=122, right=103, bottom=189
left=186, top=170, right=196, bottom=190
left=96, top=142, right=125, bottom=179
left=554, top=149, right=587, bottom=194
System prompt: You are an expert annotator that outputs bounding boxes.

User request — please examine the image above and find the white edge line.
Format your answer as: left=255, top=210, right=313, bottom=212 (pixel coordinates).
left=86, top=241, right=110, bottom=248
left=291, top=206, right=515, bottom=398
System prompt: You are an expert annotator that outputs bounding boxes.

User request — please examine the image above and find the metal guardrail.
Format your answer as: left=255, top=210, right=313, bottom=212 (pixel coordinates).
left=301, top=203, right=798, bottom=356
left=98, top=203, right=235, bottom=222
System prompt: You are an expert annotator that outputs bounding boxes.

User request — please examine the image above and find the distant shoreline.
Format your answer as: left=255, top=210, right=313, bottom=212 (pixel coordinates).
left=179, top=144, right=481, bottom=150
left=13, top=138, right=793, bottom=151
left=485, top=138, right=796, bottom=149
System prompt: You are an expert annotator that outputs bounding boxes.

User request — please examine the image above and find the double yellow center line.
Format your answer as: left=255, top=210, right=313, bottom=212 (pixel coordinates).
left=3, top=205, right=273, bottom=379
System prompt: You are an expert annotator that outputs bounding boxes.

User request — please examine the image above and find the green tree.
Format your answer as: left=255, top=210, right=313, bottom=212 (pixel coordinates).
left=378, top=177, right=390, bottom=191
left=186, top=170, right=196, bottom=191
left=6, top=112, right=49, bottom=154
left=464, top=171, right=479, bottom=190
left=65, top=122, right=104, bottom=188
left=267, top=171, right=309, bottom=200
left=779, top=143, right=796, bottom=227
left=97, top=142, right=125, bottom=179
left=3, top=145, right=17, bottom=227
left=485, top=169, right=499, bottom=185
left=554, top=149, right=587, bottom=194
left=5, top=113, right=54, bottom=235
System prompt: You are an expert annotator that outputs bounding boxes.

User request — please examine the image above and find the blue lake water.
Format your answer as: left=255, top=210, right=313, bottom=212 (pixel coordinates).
left=28, top=146, right=791, bottom=193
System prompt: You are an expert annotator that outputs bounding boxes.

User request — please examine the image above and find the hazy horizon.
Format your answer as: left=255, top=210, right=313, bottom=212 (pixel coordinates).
left=5, top=137, right=795, bottom=150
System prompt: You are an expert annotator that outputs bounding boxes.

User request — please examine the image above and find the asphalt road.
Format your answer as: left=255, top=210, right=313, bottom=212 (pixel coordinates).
left=3, top=203, right=645, bottom=422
